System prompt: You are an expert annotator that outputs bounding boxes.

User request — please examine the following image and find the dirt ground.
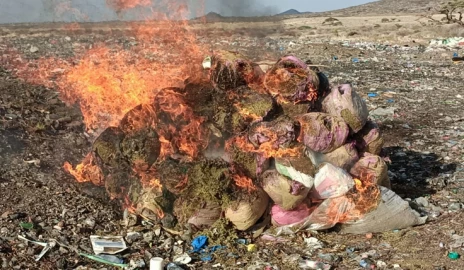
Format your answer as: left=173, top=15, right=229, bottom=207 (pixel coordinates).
left=1, top=14, right=464, bottom=270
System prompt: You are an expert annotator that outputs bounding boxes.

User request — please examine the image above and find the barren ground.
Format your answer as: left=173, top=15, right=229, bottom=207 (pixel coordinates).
left=1, top=14, right=464, bottom=270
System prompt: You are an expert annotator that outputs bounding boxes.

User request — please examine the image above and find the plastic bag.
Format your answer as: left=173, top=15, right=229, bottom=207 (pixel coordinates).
left=296, top=113, right=349, bottom=154
left=305, top=142, right=359, bottom=171
left=274, top=156, right=316, bottom=188
left=271, top=203, right=313, bottom=227
left=309, top=163, right=355, bottom=200
left=339, top=187, right=427, bottom=234
left=322, top=84, right=368, bottom=132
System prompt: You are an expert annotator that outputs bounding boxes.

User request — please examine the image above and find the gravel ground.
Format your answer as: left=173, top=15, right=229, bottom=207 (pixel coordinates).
left=1, top=25, right=464, bottom=270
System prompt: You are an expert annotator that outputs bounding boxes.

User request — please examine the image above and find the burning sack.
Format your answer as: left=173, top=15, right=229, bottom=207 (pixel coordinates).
left=353, top=120, right=384, bottom=155
left=261, top=170, right=310, bottom=210
left=274, top=155, right=316, bottom=188
left=322, top=84, right=368, bottom=133
left=231, top=87, right=277, bottom=132
left=205, top=50, right=262, bottom=91
left=264, top=55, right=320, bottom=103
left=297, top=113, right=349, bottom=154
left=339, top=187, right=427, bottom=234
left=92, top=127, right=127, bottom=172
left=310, top=163, right=355, bottom=200
left=188, top=204, right=222, bottom=229
left=271, top=203, right=313, bottom=227
left=226, top=140, right=267, bottom=179
left=298, top=196, right=356, bottom=231
left=350, top=154, right=391, bottom=189
left=225, top=188, right=269, bottom=231
left=304, top=143, right=359, bottom=171
left=248, top=116, right=299, bottom=150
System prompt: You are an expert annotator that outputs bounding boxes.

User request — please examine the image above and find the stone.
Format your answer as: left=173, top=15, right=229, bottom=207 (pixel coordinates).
left=125, top=232, right=142, bottom=244
left=448, top=203, right=462, bottom=211
left=30, top=46, right=39, bottom=53
left=414, top=197, right=429, bottom=208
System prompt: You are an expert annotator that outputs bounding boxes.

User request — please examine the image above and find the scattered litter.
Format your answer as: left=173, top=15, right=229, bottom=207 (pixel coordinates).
left=190, top=235, right=226, bottom=262
left=79, top=253, right=128, bottom=268
left=173, top=253, right=192, bottom=265
left=90, top=235, right=127, bottom=255
left=299, top=259, right=331, bottom=270
left=429, top=37, right=464, bottom=47
left=19, top=222, right=34, bottom=230
left=377, top=260, right=387, bottom=267
left=304, top=237, right=324, bottom=250
left=448, top=252, right=460, bottom=260
left=236, top=239, right=248, bottom=245
left=149, top=257, right=164, bottom=270
left=247, top=244, right=257, bottom=252
left=18, top=235, right=56, bottom=262
left=359, top=258, right=375, bottom=268
left=166, top=262, right=184, bottom=270
left=191, top=235, right=208, bottom=252
left=370, top=107, right=396, bottom=118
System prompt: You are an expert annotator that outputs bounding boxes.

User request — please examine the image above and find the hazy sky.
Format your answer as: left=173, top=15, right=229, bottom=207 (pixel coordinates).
left=0, top=0, right=377, bottom=24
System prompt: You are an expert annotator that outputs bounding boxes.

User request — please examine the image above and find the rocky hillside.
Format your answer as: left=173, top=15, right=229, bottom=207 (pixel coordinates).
left=320, top=0, right=443, bottom=16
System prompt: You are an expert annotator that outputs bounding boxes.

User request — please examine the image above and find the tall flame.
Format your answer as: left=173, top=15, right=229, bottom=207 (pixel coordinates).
left=1, top=1, right=210, bottom=186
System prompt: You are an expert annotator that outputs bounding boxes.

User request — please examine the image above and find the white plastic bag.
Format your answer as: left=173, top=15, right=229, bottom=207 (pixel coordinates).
left=309, top=163, right=355, bottom=200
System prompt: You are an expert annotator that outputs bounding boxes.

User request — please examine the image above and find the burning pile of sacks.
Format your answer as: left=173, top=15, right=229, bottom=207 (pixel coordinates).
left=86, top=51, right=426, bottom=235
left=199, top=52, right=427, bottom=234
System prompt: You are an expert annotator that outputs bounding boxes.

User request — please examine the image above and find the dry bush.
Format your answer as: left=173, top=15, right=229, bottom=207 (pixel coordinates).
left=323, top=17, right=343, bottom=26
left=298, top=25, right=313, bottom=30
left=381, top=18, right=390, bottom=23
left=441, top=24, right=464, bottom=36
left=396, top=29, right=414, bottom=37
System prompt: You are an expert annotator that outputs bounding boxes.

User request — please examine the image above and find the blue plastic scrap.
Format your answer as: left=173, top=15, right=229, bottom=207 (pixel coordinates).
left=191, top=235, right=208, bottom=252
left=352, top=58, right=359, bottom=63
left=367, top=93, right=378, bottom=98
left=190, top=236, right=226, bottom=262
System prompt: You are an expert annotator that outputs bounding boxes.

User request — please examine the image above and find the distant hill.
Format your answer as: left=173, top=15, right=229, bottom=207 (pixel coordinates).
left=318, top=0, right=443, bottom=16
left=277, top=9, right=301, bottom=16
left=190, top=0, right=444, bottom=24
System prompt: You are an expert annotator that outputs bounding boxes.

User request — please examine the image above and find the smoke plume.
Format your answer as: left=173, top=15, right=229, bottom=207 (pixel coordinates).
left=208, top=0, right=278, bottom=17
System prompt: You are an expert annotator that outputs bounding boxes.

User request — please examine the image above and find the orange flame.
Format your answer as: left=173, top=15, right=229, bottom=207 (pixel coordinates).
left=132, top=161, right=163, bottom=191
left=227, top=124, right=301, bottom=159
left=233, top=174, right=257, bottom=193
left=63, top=154, right=104, bottom=186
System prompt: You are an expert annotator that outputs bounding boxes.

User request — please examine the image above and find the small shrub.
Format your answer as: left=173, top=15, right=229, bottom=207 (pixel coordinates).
left=381, top=18, right=390, bottom=23
left=347, top=31, right=359, bottom=36
left=298, top=25, right=313, bottom=30
left=395, top=24, right=403, bottom=29
left=323, top=17, right=342, bottom=26
left=374, top=24, right=381, bottom=28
